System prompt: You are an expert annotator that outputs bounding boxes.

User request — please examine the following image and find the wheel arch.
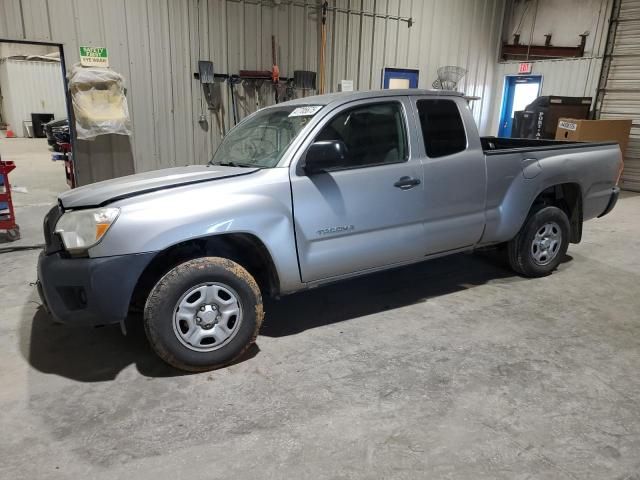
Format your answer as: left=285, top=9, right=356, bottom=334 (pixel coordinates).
left=485, top=179, right=584, bottom=245
left=129, top=233, right=281, bottom=314
left=530, top=182, right=583, bottom=243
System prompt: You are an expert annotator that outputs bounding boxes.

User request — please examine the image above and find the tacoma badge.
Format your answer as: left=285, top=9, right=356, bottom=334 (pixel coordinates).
left=317, top=225, right=355, bottom=236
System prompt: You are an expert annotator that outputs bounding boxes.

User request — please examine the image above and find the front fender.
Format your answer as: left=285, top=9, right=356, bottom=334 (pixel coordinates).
left=89, top=169, right=303, bottom=293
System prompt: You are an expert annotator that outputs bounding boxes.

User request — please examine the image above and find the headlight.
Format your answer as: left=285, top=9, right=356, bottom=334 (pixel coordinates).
left=54, top=207, right=119, bottom=252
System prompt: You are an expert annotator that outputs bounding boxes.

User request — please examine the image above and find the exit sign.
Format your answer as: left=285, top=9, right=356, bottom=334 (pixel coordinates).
left=518, top=62, right=533, bottom=74
left=79, top=46, right=109, bottom=67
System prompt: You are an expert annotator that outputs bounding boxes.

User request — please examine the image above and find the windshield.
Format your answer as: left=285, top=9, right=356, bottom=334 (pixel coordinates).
left=210, top=105, right=322, bottom=168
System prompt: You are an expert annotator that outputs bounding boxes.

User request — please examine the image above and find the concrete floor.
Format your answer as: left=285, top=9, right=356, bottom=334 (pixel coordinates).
left=1, top=138, right=640, bottom=479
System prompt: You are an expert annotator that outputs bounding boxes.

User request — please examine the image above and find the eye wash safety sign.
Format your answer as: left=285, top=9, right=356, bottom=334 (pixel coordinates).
left=79, top=47, right=109, bottom=67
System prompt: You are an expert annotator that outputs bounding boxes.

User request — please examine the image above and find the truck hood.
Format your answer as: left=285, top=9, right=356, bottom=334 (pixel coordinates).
left=59, top=165, right=258, bottom=209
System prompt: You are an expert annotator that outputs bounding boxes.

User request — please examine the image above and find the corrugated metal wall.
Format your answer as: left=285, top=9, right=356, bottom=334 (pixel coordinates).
left=0, top=59, right=67, bottom=136
left=486, top=0, right=614, bottom=135
left=502, top=0, right=612, bottom=52
left=0, top=0, right=505, bottom=182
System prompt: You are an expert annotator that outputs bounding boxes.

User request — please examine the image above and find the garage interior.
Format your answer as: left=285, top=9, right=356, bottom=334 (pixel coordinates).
left=1, top=0, right=640, bottom=478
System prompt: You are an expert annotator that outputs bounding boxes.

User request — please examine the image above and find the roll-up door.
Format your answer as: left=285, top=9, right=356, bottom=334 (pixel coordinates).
left=597, top=0, right=640, bottom=191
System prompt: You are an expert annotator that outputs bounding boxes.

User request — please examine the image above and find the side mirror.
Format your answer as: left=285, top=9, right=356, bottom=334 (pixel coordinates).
left=304, top=140, right=348, bottom=175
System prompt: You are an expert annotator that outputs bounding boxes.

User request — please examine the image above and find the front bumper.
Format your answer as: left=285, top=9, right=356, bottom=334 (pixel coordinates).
left=598, top=186, right=620, bottom=218
left=37, top=250, right=155, bottom=326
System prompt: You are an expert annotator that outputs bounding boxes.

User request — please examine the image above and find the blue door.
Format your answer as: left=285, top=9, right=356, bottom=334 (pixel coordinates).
left=498, top=75, right=542, bottom=137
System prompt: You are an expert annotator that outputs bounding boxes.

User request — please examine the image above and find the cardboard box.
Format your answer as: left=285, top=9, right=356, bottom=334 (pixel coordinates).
left=555, top=118, right=633, bottom=155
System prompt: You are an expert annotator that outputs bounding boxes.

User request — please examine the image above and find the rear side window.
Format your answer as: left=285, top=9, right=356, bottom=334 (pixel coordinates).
left=314, top=102, right=407, bottom=169
left=417, top=99, right=467, bottom=158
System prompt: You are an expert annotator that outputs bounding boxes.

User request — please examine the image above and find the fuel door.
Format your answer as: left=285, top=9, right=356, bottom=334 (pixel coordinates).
left=521, top=157, right=542, bottom=179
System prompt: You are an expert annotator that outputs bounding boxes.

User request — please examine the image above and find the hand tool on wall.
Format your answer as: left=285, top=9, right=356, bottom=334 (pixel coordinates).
left=228, top=75, right=241, bottom=126
left=271, top=35, right=281, bottom=103
left=319, top=1, right=328, bottom=94
left=198, top=61, right=215, bottom=109
left=239, top=70, right=271, bottom=111
left=294, top=70, right=317, bottom=98
left=197, top=61, right=227, bottom=137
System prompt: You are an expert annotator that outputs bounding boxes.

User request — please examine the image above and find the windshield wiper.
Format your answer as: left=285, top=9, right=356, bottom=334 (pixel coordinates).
left=211, top=161, right=257, bottom=168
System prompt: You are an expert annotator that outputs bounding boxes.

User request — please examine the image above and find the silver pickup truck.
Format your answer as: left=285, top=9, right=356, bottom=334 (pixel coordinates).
left=38, top=89, right=622, bottom=371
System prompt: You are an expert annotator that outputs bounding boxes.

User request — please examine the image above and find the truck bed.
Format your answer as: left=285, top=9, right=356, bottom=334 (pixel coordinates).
left=481, top=137, right=617, bottom=155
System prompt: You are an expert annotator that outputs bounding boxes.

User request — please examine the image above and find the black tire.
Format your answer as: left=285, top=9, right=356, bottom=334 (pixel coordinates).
left=507, top=206, right=570, bottom=277
left=6, top=228, right=20, bottom=241
left=144, top=257, right=264, bottom=372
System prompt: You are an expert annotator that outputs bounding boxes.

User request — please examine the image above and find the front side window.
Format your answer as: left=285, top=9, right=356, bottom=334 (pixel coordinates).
left=211, top=106, right=320, bottom=168
left=313, top=102, right=407, bottom=169
left=417, top=99, right=467, bottom=158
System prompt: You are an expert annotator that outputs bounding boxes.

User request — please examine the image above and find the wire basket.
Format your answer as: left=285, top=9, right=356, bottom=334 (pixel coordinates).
left=432, top=66, right=467, bottom=91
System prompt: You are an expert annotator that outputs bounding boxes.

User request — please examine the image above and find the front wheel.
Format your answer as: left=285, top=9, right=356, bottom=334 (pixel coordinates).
left=144, top=257, right=264, bottom=372
left=507, top=206, right=570, bottom=277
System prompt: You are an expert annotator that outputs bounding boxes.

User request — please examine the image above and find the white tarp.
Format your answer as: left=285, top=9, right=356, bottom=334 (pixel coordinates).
left=68, top=63, right=131, bottom=140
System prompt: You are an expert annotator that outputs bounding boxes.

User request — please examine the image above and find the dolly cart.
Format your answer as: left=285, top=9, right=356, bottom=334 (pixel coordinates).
left=0, top=157, right=20, bottom=241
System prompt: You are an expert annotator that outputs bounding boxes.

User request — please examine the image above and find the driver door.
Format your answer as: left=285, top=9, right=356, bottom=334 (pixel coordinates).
left=289, top=98, right=427, bottom=283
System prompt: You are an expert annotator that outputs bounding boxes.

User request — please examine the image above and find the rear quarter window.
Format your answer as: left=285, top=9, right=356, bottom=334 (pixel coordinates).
left=417, top=99, right=467, bottom=158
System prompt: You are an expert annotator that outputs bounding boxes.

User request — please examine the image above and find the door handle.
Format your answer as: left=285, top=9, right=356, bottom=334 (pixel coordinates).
left=394, top=176, right=421, bottom=190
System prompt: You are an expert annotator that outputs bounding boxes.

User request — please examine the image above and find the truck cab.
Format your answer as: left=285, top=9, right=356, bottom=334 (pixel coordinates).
left=288, top=93, right=486, bottom=283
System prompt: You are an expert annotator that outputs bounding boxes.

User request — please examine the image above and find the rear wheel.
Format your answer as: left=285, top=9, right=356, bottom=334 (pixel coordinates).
left=507, top=206, right=570, bottom=277
left=144, top=257, right=264, bottom=372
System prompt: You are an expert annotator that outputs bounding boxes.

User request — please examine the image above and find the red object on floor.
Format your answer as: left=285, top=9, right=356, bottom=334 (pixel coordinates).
left=4, top=126, right=16, bottom=138
left=58, top=142, right=76, bottom=188
left=0, top=157, right=20, bottom=241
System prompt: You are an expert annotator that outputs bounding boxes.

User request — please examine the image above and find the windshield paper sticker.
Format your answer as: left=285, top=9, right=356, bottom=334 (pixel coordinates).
left=289, top=106, right=323, bottom=117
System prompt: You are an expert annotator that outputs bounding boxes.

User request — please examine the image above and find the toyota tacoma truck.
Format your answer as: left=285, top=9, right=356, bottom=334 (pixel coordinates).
left=37, top=90, right=623, bottom=371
